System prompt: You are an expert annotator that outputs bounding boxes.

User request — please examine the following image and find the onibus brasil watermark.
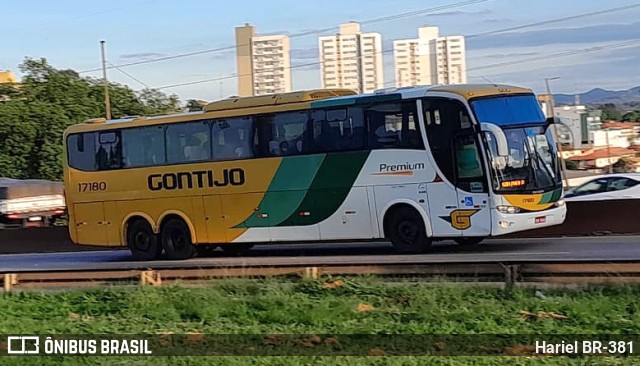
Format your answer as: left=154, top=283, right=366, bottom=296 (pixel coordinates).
left=6, top=336, right=152, bottom=355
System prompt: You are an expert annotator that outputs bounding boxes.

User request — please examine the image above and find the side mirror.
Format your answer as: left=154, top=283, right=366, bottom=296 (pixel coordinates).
left=480, top=123, right=509, bottom=157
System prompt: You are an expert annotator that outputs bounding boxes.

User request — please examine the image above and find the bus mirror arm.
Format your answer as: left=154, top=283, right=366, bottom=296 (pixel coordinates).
left=480, top=123, right=509, bottom=157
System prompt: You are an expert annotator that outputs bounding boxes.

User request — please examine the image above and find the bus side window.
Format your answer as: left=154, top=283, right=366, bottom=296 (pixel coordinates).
left=96, top=131, right=122, bottom=170
left=67, top=132, right=97, bottom=171
left=257, top=111, right=309, bottom=157
left=365, top=101, right=423, bottom=150
left=166, top=121, right=210, bottom=164
left=121, top=126, right=166, bottom=168
left=312, top=107, right=364, bottom=152
left=212, top=117, right=254, bottom=161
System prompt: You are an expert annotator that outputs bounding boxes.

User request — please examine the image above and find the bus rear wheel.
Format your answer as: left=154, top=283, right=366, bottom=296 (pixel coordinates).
left=127, top=219, right=162, bottom=261
left=161, top=219, right=196, bottom=260
left=454, top=237, right=485, bottom=246
left=386, top=206, right=431, bottom=254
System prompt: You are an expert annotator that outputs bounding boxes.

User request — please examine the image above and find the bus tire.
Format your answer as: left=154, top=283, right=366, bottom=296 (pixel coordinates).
left=161, top=218, right=196, bottom=260
left=127, top=219, right=162, bottom=261
left=220, top=243, right=254, bottom=254
left=386, top=206, right=431, bottom=254
left=454, top=237, right=485, bottom=246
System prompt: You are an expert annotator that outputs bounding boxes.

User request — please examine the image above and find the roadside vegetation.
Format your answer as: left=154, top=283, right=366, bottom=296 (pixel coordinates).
left=1, top=278, right=638, bottom=365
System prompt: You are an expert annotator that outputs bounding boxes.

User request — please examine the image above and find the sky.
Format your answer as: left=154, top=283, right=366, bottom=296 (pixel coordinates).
left=2, top=0, right=639, bottom=103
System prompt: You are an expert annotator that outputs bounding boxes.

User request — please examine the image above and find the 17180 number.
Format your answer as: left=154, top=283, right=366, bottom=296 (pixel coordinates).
left=78, top=182, right=107, bottom=192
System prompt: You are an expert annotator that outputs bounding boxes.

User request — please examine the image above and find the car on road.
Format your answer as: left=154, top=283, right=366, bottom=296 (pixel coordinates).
left=563, top=173, right=640, bottom=201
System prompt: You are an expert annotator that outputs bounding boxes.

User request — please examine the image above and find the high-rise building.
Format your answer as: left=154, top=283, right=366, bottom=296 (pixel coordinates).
left=251, top=35, right=292, bottom=96
left=318, top=22, right=383, bottom=94
left=235, top=23, right=292, bottom=96
left=393, top=26, right=466, bottom=87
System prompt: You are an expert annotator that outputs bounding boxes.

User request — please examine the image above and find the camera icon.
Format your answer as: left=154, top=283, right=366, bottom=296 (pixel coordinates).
left=7, top=336, right=40, bottom=354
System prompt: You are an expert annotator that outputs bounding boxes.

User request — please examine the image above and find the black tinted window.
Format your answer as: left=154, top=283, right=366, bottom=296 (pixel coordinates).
left=122, top=126, right=166, bottom=168
left=165, top=121, right=210, bottom=164
left=312, top=107, right=365, bottom=152
left=366, top=102, right=423, bottom=150
left=67, top=133, right=97, bottom=171
left=256, top=111, right=308, bottom=157
left=96, top=131, right=122, bottom=170
left=212, top=117, right=255, bottom=160
left=423, top=98, right=472, bottom=183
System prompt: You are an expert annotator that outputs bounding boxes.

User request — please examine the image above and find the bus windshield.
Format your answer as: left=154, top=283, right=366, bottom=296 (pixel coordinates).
left=470, top=95, right=563, bottom=193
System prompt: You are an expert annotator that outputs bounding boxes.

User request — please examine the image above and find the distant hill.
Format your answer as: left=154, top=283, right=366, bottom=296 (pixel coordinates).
left=554, top=86, right=640, bottom=106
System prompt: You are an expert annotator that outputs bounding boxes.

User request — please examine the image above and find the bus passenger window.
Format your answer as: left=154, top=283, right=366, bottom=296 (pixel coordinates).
left=122, top=126, right=165, bottom=168
left=366, top=102, right=423, bottom=150
left=95, top=131, right=122, bottom=170
left=312, top=108, right=365, bottom=152
left=257, top=111, right=308, bottom=157
left=166, top=121, right=210, bottom=164
left=212, top=117, right=254, bottom=161
left=67, top=133, right=97, bottom=171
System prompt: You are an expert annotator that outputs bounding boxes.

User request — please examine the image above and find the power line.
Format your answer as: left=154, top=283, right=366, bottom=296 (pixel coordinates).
left=467, top=39, right=640, bottom=73
left=466, top=3, right=640, bottom=39
left=152, top=2, right=640, bottom=90
left=78, top=0, right=495, bottom=73
left=156, top=38, right=640, bottom=91
left=106, top=61, right=151, bottom=89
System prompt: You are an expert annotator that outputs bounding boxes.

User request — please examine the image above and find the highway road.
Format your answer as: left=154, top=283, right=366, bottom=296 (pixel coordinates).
left=1, top=236, right=639, bottom=273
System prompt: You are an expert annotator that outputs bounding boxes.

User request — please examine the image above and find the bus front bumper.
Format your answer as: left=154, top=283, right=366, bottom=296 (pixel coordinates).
left=491, top=204, right=567, bottom=236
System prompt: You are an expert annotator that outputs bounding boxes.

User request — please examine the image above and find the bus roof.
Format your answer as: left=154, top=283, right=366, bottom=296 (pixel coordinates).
left=204, top=88, right=356, bottom=112
left=67, top=88, right=357, bottom=134
left=312, top=83, right=534, bottom=108
left=67, top=84, right=533, bottom=134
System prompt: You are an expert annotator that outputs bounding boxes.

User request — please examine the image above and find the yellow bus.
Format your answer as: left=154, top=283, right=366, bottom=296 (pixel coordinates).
left=63, top=85, right=566, bottom=260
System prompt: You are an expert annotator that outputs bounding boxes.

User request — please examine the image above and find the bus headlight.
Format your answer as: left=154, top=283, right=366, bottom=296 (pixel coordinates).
left=497, top=205, right=521, bottom=214
left=554, top=199, right=565, bottom=207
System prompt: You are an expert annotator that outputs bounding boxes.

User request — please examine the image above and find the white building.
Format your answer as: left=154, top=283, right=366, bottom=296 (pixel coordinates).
left=251, top=35, right=292, bottom=96
left=235, top=23, right=292, bottom=96
left=318, top=22, right=384, bottom=94
left=393, top=26, right=466, bottom=87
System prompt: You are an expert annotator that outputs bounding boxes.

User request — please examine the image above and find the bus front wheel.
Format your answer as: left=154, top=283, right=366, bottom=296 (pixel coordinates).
left=161, top=219, right=196, bottom=260
left=127, top=219, right=162, bottom=261
left=386, top=206, right=432, bottom=254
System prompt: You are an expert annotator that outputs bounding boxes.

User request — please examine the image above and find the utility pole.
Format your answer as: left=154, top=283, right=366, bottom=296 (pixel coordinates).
left=545, top=77, right=570, bottom=188
left=100, top=40, right=112, bottom=120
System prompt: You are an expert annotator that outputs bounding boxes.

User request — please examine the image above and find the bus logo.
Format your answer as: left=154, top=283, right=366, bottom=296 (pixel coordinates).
left=372, top=162, right=425, bottom=176
left=147, top=168, right=245, bottom=191
left=439, top=209, right=480, bottom=230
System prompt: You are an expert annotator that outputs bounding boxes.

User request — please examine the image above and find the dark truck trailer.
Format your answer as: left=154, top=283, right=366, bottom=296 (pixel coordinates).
left=0, top=178, right=66, bottom=229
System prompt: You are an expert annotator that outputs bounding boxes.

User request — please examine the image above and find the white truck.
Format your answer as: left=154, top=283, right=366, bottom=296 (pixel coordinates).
left=0, top=178, right=66, bottom=229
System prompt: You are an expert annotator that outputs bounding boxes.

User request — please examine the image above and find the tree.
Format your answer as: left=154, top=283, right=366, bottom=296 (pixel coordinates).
left=185, top=99, right=207, bottom=112
left=0, top=57, right=181, bottom=180
left=600, top=103, right=622, bottom=121
left=622, top=110, right=640, bottom=122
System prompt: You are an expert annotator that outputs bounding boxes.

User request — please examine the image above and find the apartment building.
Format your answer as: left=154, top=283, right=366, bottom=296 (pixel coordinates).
left=235, top=23, right=292, bottom=96
left=393, top=26, right=466, bottom=87
left=318, top=22, right=384, bottom=94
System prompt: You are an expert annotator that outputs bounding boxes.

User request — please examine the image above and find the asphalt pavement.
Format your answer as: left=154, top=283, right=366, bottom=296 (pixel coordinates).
left=1, top=236, right=639, bottom=273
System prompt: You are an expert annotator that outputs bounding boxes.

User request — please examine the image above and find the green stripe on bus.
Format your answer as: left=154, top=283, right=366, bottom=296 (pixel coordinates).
left=240, top=155, right=325, bottom=227
left=277, top=151, right=370, bottom=226
left=539, top=188, right=562, bottom=204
